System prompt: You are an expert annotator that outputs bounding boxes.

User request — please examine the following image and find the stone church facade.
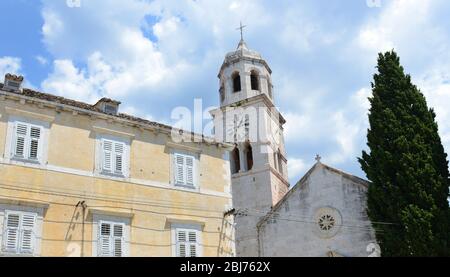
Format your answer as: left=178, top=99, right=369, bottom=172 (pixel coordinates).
left=212, top=39, right=378, bottom=257
left=258, top=161, right=378, bottom=257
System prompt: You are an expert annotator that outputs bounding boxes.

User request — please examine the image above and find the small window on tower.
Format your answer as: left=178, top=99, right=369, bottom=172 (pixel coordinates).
left=244, top=143, right=253, bottom=171
left=250, top=71, right=259, bottom=91
left=231, top=147, right=240, bottom=174
left=232, top=72, right=241, bottom=93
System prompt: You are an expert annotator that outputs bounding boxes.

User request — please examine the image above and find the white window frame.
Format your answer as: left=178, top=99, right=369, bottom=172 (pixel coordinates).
left=171, top=150, right=198, bottom=189
left=4, top=116, right=49, bottom=166
left=96, top=134, right=130, bottom=178
left=92, top=214, right=130, bottom=257
left=0, top=205, right=43, bottom=257
left=171, top=223, right=202, bottom=257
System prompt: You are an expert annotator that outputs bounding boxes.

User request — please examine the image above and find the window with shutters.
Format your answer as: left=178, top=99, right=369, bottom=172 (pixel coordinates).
left=11, top=121, right=43, bottom=163
left=173, top=152, right=196, bottom=188
left=97, top=221, right=125, bottom=257
left=175, top=228, right=200, bottom=257
left=2, top=211, right=37, bottom=255
left=100, top=138, right=128, bottom=177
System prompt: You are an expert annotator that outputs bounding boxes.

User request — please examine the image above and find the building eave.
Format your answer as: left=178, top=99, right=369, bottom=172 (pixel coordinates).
left=0, top=84, right=232, bottom=149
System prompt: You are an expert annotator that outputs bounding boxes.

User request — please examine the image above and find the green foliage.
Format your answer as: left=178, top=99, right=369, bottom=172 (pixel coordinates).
left=359, top=51, right=450, bottom=256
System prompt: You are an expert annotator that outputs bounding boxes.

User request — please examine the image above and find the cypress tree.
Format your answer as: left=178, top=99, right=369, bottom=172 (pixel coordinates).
left=359, top=51, right=450, bottom=256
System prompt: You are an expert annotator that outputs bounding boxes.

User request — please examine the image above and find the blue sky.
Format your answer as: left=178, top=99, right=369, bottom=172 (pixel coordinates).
left=1, top=0, right=450, bottom=185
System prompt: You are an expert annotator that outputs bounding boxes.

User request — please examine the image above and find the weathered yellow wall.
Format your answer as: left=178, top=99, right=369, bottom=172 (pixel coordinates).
left=48, top=114, right=95, bottom=172
left=130, top=132, right=170, bottom=183
left=0, top=97, right=234, bottom=257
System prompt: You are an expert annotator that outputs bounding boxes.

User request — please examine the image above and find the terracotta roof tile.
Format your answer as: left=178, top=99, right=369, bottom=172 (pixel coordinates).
left=0, top=83, right=178, bottom=131
left=5, top=74, right=24, bottom=82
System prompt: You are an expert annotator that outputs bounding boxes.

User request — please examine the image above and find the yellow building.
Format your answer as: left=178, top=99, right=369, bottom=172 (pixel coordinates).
left=0, top=73, right=235, bottom=257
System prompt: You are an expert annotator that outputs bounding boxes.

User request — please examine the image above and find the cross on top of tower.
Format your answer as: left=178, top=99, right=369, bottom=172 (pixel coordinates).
left=315, top=154, right=322, bottom=163
left=236, top=21, right=247, bottom=41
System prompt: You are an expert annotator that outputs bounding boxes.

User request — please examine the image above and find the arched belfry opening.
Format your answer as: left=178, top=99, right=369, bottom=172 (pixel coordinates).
left=250, top=70, right=259, bottom=91
left=244, top=142, right=253, bottom=171
left=231, top=146, right=241, bottom=174
left=232, top=72, right=241, bottom=92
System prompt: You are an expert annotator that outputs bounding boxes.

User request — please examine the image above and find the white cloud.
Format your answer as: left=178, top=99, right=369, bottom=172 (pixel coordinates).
left=36, top=55, right=48, bottom=66
left=288, top=157, right=310, bottom=184
left=355, top=0, right=450, bottom=65
left=415, top=64, right=450, bottom=152
left=41, top=8, right=64, bottom=46
left=354, top=0, right=450, bottom=155
left=40, top=0, right=183, bottom=105
left=0, top=57, right=22, bottom=78
left=42, top=58, right=101, bottom=103
left=328, top=111, right=362, bottom=165
left=34, top=0, right=450, bottom=180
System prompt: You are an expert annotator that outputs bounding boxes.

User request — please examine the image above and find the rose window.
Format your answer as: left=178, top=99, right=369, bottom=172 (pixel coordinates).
left=318, top=214, right=335, bottom=231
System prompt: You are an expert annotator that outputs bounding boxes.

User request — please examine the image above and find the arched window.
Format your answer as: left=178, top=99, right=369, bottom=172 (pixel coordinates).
left=244, top=143, right=253, bottom=171
left=231, top=147, right=240, bottom=174
left=250, top=71, right=259, bottom=91
left=232, top=72, right=241, bottom=92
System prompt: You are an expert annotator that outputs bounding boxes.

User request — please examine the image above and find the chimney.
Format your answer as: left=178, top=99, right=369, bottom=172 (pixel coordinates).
left=3, top=73, right=24, bottom=92
left=94, top=98, right=121, bottom=115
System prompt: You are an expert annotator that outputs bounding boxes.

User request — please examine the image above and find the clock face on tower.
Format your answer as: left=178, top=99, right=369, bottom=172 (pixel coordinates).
left=226, top=114, right=246, bottom=143
left=270, top=121, right=281, bottom=150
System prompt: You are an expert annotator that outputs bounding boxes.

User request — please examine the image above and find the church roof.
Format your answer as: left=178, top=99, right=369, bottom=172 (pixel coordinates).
left=218, top=39, right=272, bottom=77
left=227, top=39, right=262, bottom=59
left=257, top=161, right=370, bottom=228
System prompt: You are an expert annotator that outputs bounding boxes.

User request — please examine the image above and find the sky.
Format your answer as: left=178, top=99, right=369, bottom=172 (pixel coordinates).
left=0, top=0, right=449, bottom=185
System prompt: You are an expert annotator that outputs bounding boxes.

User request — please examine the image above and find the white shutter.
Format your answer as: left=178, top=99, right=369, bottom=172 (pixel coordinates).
left=176, top=229, right=199, bottom=257
left=99, top=222, right=112, bottom=257
left=188, top=231, right=198, bottom=257
left=114, top=142, right=124, bottom=175
left=185, top=156, right=194, bottom=186
left=13, top=123, right=42, bottom=161
left=174, top=153, right=195, bottom=187
left=175, top=154, right=185, bottom=185
left=177, top=230, right=187, bottom=257
left=113, top=224, right=124, bottom=257
left=20, top=213, right=36, bottom=253
left=3, top=212, right=37, bottom=254
left=98, top=221, right=125, bottom=257
left=100, top=138, right=127, bottom=176
left=102, top=140, right=113, bottom=172
left=28, top=127, right=41, bottom=160
left=3, top=213, right=20, bottom=252
left=14, top=123, right=28, bottom=158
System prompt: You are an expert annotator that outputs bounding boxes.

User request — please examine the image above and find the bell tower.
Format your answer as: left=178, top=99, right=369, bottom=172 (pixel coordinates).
left=211, top=31, right=289, bottom=256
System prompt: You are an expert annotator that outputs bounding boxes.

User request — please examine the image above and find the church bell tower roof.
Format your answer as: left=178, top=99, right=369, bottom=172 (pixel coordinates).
left=237, top=38, right=248, bottom=50
left=218, top=39, right=272, bottom=77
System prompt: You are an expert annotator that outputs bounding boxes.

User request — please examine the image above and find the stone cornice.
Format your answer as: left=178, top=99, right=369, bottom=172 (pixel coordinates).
left=5, top=106, right=55, bottom=122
